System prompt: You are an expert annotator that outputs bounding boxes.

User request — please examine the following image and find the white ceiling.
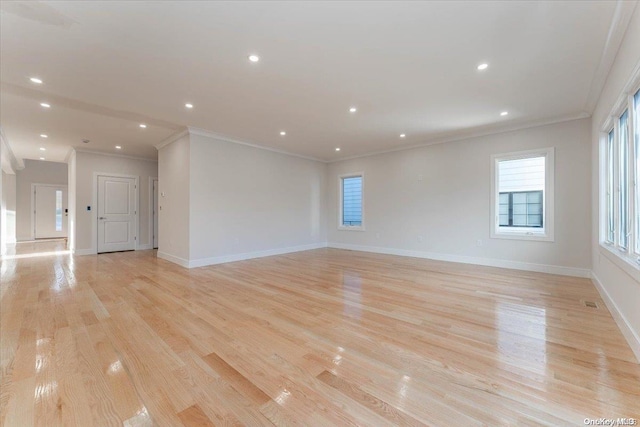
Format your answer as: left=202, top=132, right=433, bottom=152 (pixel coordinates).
left=0, top=1, right=632, bottom=163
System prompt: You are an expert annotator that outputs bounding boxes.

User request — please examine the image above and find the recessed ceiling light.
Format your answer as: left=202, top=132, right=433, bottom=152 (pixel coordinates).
left=500, top=111, right=509, bottom=116
left=39, top=157, right=45, bottom=160
left=30, top=77, right=43, bottom=84
left=349, top=107, right=357, bottom=113
left=40, top=134, right=48, bottom=138
left=335, top=147, right=341, bottom=152
left=248, top=54, right=260, bottom=62
left=280, top=131, right=286, bottom=136
left=400, top=134, right=406, bottom=138
left=139, top=124, right=147, bottom=128
left=185, top=103, right=193, bottom=109
left=477, top=63, right=489, bottom=70
left=39, top=147, right=46, bottom=151
left=115, top=145, right=122, bottom=150
left=40, top=103, right=50, bottom=108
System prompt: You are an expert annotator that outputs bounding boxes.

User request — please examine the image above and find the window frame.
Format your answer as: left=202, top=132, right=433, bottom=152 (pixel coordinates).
left=633, top=89, right=640, bottom=257
left=605, top=128, right=616, bottom=244
left=490, top=147, right=555, bottom=242
left=338, top=172, right=365, bottom=231
left=618, top=109, right=630, bottom=251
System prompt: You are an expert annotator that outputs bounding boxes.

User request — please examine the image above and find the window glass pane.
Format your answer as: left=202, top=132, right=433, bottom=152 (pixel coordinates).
left=55, top=190, right=63, bottom=232
left=619, top=110, right=629, bottom=249
left=528, top=215, right=542, bottom=227
left=607, top=129, right=615, bottom=243
left=512, top=192, right=527, bottom=204
left=512, top=203, right=526, bottom=215
left=497, top=155, right=545, bottom=231
left=527, top=191, right=542, bottom=204
left=513, top=214, right=527, bottom=226
left=527, top=203, right=541, bottom=215
left=342, top=176, right=362, bottom=226
left=498, top=156, right=545, bottom=193
left=635, top=90, right=640, bottom=253
left=498, top=190, right=543, bottom=228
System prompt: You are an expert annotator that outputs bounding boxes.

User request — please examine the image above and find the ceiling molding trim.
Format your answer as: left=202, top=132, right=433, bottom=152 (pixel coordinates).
left=63, top=147, right=75, bottom=164
left=331, top=112, right=591, bottom=164
left=583, top=0, right=638, bottom=113
left=155, top=128, right=189, bottom=150
left=73, top=148, right=158, bottom=163
left=187, top=127, right=326, bottom=163
left=0, top=126, right=24, bottom=173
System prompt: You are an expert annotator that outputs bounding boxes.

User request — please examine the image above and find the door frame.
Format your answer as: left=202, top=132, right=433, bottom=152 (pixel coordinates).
left=93, top=172, right=139, bottom=254
left=31, top=183, right=68, bottom=240
left=149, top=177, right=158, bottom=249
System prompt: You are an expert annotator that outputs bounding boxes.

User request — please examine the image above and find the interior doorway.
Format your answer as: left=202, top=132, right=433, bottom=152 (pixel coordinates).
left=97, top=175, right=137, bottom=253
left=33, top=184, right=68, bottom=239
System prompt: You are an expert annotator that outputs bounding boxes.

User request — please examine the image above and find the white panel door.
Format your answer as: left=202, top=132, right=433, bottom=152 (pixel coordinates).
left=34, top=185, right=67, bottom=239
left=153, top=179, right=158, bottom=249
left=98, top=176, right=136, bottom=253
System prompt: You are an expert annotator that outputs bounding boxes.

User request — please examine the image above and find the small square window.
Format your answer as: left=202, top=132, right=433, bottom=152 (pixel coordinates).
left=491, top=148, right=554, bottom=241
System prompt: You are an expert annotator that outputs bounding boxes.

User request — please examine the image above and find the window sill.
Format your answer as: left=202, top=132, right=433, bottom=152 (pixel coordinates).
left=491, top=229, right=554, bottom=242
left=338, top=226, right=366, bottom=232
left=599, top=243, right=640, bottom=283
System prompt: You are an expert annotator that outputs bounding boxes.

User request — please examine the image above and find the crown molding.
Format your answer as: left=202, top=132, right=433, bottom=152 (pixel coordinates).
left=583, top=0, right=638, bottom=113
left=186, top=126, right=326, bottom=163
left=73, top=147, right=157, bottom=163
left=63, top=147, right=75, bottom=164
left=155, top=128, right=189, bottom=150
left=331, top=112, right=591, bottom=163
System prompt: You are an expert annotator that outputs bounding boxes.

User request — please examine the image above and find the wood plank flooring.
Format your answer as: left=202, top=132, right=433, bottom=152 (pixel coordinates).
left=1, top=241, right=639, bottom=426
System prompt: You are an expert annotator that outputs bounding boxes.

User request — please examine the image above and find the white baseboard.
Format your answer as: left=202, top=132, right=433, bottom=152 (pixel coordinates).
left=188, top=242, right=328, bottom=268
left=327, top=242, right=592, bottom=278
left=136, top=244, right=153, bottom=251
left=157, top=251, right=191, bottom=268
left=591, top=273, right=640, bottom=363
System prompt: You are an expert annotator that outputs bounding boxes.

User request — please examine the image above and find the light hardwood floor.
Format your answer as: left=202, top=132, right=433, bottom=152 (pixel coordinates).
left=1, top=241, right=639, bottom=426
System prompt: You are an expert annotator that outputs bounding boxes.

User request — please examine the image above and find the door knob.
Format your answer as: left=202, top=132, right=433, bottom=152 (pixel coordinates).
left=99, top=217, right=107, bottom=220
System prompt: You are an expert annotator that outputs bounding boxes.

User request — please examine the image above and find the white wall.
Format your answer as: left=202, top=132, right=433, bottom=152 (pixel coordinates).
left=328, top=118, right=592, bottom=276
left=2, top=171, right=17, bottom=245
left=157, top=134, right=191, bottom=264
left=72, top=150, right=157, bottom=254
left=188, top=132, right=327, bottom=265
left=590, top=5, right=640, bottom=360
left=16, top=159, right=68, bottom=241
left=0, top=132, right=18, bottom=254
left=157, top=130, right=327, bottom=267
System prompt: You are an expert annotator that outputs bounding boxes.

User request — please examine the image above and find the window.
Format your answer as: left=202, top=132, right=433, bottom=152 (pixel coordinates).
left=339, top=174, right=364, bottom=230
left=491, top=148, right=554, bottom=241
left=601, top=84, right=640, bottom=268
left=55, top=190, right=63, bottom=232
left=619, top=110, right=630, bottom=250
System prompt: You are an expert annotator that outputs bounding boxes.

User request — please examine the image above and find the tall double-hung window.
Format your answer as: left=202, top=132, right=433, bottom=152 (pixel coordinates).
left=601, top=85, right=640, bottom=266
